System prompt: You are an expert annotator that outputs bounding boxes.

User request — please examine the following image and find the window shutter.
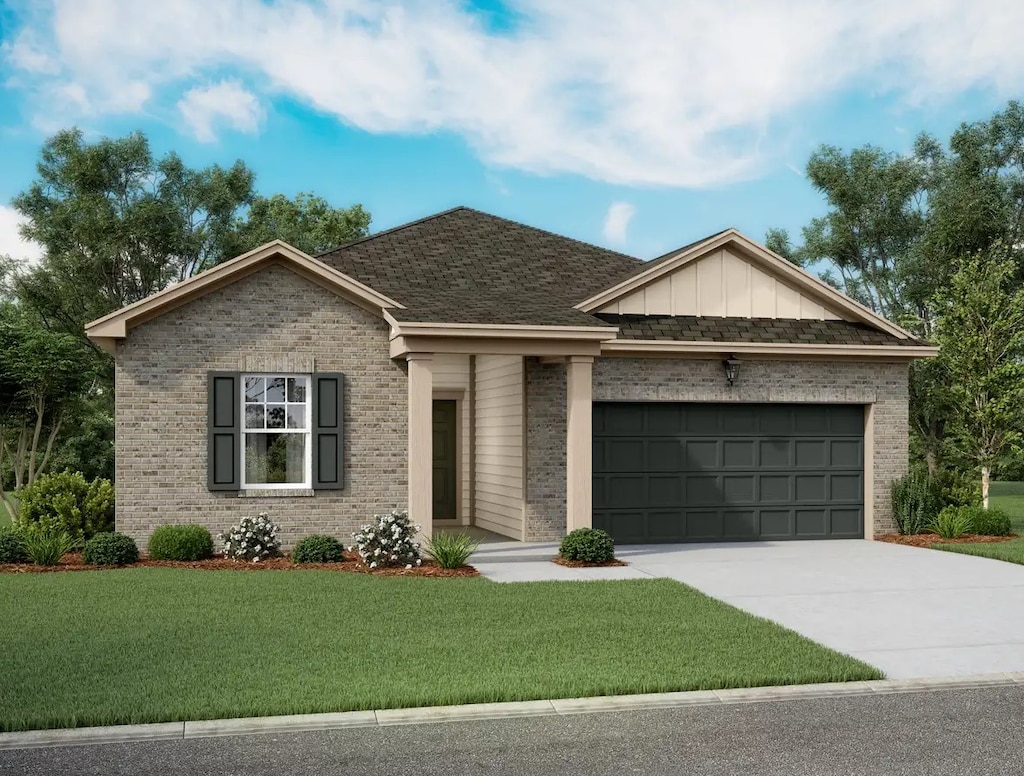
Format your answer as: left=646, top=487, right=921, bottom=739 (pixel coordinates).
left=312, top=373, right=345, bottom=490
left=207, top=372, right=241, bottom=491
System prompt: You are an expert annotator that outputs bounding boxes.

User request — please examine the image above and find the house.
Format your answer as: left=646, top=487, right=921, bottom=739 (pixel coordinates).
left=85, top=207, right=937, bottom=548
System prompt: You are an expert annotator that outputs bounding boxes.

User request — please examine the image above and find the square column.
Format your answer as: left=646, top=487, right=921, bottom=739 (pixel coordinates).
left=565, top=355, right=593, bottom=533
left=407, top=353, right=433, bottom=541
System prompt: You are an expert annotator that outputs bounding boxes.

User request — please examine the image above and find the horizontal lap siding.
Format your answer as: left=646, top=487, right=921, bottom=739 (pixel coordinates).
left=473, top=356, right=524, bottom=538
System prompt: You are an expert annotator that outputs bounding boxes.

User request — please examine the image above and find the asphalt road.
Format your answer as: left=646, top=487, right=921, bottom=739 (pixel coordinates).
left=2, top=687, right=1023, bottom=776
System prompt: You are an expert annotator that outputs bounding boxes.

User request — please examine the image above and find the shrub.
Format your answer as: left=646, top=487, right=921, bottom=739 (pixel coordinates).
left=559, top=528, right=615, bottom=563
left=930, top=469, right=981, bottom=510
left=20, top=525, right=78, bottom=566
left=292, top=534, right=345, bottom=564
left=0, top=527, right=28, bottom=564
left=83, top=532, right=139, bottom=566
left=353, top=509, right=422, bottom=569
left=17, top=471, right=115, bottom=541
left=425, top=532, right=479, bottom=569
left=219, top=512, right=281, bottom=562
left=148, top=524, right=215, bottom=561
left=890, top=471, right=939, bottom=535
left=929, top=507, right=974, bottom=540
left=940, top=505, right=1013, bottom=537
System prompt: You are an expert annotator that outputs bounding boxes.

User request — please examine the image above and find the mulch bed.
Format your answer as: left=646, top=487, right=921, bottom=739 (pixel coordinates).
left=0, top=551, right=479, bottom=577
left=878, top=532, right=1018, bottom=548
left=552, top=556, right=627, bottom=568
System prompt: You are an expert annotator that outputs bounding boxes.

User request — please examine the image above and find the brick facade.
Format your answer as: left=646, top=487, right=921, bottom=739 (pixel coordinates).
left=523, top=356, right=909, bottom=539
left=115, top=264, right=407, bottom=549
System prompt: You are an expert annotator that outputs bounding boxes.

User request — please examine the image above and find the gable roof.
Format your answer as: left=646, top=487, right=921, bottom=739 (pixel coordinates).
left=317, top=207, right=641, bottom=327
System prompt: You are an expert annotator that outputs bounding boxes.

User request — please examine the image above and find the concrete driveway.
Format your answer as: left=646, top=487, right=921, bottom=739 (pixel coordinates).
left=473, top=539, right=1024, bottom=679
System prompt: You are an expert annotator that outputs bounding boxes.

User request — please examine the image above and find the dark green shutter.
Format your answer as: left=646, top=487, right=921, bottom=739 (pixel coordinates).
left=208, top=372, right=241, bottom=491
left=312, top=373, right=345, bottom=490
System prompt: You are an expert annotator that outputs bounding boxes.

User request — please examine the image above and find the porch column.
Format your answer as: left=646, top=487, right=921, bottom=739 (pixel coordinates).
left=407, top=353, right=433, bottom=541
left=565, top=355, right=594, bottom=533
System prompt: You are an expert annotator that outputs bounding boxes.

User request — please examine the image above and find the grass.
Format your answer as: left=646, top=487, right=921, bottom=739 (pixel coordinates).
left=0, top=570, right=880, bottom=732
left=933, top=481, right=1024, bottom=565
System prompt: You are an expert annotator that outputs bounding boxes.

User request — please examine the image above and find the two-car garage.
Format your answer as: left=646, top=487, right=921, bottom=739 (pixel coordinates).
left=592, top=402, right=865, bottom=543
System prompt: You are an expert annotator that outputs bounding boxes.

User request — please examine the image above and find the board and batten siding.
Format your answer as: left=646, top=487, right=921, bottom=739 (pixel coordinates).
left=473, top=355, right=525, bottom=539
left=597, top=246, right=842, bottom=320
left=432, top=354, right=472, bottom=524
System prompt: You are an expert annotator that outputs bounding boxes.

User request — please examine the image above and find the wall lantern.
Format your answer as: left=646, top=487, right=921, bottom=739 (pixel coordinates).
left=722, top=355, right=741, bottom=387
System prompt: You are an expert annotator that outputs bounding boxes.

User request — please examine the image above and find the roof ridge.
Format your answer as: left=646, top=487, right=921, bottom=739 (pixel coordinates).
left=317, top=206, right=469, bottom=257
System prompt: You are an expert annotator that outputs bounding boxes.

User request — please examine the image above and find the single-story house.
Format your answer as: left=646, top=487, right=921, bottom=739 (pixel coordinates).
left=85, top=207, right=936, bottom=548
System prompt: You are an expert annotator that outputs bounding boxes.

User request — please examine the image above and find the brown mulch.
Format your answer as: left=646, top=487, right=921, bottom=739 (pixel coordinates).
left=552, top=556, right=627, bottom=568
left=0, top=551, right=479, bottom=577
left=878, top=532, right=1018, bottom=548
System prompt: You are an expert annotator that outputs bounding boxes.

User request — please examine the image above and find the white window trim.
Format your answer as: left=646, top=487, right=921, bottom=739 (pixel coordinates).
left=240, top=373, right=312, bottom=490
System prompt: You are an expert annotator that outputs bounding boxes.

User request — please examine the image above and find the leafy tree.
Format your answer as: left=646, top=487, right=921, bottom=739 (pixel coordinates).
left=932, top=251, right=1024, bottom=507
left=225, top=192, right=371, bottom=256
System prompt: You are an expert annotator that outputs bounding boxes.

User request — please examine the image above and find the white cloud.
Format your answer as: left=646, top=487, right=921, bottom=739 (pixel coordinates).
left=6, top=0, right=1024, bottom=187
left=0, top=206, right=43, bottom=266
left=178, top=80, right=264, bottom=142
left=602, top=202, right=636, bottom=245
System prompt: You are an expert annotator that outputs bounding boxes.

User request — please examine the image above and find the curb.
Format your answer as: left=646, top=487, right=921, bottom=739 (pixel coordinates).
left=2, top=673, right=1022, bottom=751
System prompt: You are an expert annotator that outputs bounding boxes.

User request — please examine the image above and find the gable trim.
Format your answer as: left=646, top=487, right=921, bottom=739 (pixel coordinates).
left=577, top=229, right=912, bottom=340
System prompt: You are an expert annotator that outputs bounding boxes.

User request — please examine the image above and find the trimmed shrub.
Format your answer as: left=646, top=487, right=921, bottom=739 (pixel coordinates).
left=930, top=469, right=981, bottom=510
left=353, top=509, right=422, bottom=569
left=941, top=505, right=1013, bottom=537
left=559, top=528, right=615, bottom=563
left=929, top=507, right=974, bottom=539
left=148, top=524, right=215, bottom=561
left=17, top=471, right=115, bottom=541
left=890, top=471, right=939, bottom=535
left=0, top=527, right=28, bottom=564
left=292, top=535, right=345, bottom=564
left=20, top=525, right=78, bottom=566
left=83, top=532, right=139, bottom=566
left=425, top=532, right=479, bottom=569
left=219, top=513, right=281, bottom=562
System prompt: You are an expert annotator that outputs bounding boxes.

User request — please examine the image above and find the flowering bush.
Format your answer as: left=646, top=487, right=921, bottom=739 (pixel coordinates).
left=352, top=509, right=422, bottom=569
left=219, top=512, right=281, bottom=562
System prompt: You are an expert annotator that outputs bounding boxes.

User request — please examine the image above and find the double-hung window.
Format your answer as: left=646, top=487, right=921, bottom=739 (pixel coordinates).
left=241, top=375, right=311, bottom=488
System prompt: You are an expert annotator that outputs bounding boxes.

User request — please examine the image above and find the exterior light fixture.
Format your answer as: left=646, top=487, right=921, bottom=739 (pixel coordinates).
left=723, top=355, right=741, bottom=387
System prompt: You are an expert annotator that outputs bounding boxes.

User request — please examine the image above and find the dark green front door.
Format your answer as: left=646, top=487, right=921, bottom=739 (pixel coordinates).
left=592, top=403, right=864, bottom=543
left=432, top=400, right=458, bottom=520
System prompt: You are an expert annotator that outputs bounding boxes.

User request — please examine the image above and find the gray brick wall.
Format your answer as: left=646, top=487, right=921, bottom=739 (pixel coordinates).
left=523, top=356, right=909, bottom=539
left=115, top=264, right=407, bottom=550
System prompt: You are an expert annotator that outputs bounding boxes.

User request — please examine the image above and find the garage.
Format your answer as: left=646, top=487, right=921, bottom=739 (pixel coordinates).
left=592, top=402, right=865, bottom=543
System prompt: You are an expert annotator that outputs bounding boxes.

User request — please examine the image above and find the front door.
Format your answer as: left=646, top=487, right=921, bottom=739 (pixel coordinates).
left=432, top=399, right=458, bottom=520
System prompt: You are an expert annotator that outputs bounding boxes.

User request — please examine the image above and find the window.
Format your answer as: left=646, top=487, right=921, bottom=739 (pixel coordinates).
left=241, top=375, right=311, bottom=488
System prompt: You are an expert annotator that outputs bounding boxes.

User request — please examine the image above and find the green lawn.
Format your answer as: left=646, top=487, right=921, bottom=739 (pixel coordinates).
left=0, top=570, right=880, bottom=732
left=934, top=481, right=1024, bottom=565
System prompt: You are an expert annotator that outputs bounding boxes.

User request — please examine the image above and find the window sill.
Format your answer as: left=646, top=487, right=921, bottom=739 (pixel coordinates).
left=238, top=488, right=315, bottom=498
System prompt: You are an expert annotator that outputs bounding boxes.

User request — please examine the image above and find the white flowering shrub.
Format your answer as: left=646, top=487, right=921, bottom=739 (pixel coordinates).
left=353, top=509, right=422, bottom=569
left=219, top=512, right=281, bottom=562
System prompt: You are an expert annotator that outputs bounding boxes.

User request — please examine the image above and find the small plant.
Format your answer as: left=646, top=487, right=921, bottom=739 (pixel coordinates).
left=942, top=505, right=1013, bottom=537
left=292, top=534, right=346, bottom=564
left=425, top=532, right=479, bottom=569
left=353, top=509, right=422, bottom=569
left=559, top=528, right=615, bottom=563
left=929, top=507, right=974, bottom=540
left=890, top=471, right=939, bottom=535
left=17, top=470, right=115, bottom=541
left=83, top=532, right=139, bottom=566
left=219, top=512, right=281, bottom=562
left=20, top=525, right=78, bottom=566
left=148, top=524, right=215, bottom=561
left=0, top=527, right=28, bottom=564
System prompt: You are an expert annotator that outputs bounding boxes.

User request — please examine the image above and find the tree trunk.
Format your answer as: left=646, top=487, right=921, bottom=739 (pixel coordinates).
left=925, top=450, right=939, bottom=476
left=982, top=466, right=991, bottom=510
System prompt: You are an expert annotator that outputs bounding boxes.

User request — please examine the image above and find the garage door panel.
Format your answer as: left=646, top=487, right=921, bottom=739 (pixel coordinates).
left=829, top=407, right=865, bottom=434
left=760, top=475, right=792, bottom=502
left=796, top=509, right=828, bottom=536
left=831, top=439, right=862, bottom=467
left=649, top=511, right=684, bottom=540
left=646, top=404, right=684, bottom=434
left=721, top=406, right=759, bottom=432
left=758, top=406, right=793, bottom=434
left=648, top=476, right=683, bottom=506
left=685, top=511, right=722, bottom=539
left=760, top=509, right=793, bottom=538
left=686, top=475, right=721, bottom=505
left=722, top=440, right=755, bottom=468
left=795, top=440, right=828, bottom=468
left=648, top=439, right=683, bottom=470
left=605, top=475, right=644, bottom=507
left=795, top=474, right=827, bottom=502
left=723, top=510, right=758, bottom=539
left=722, top=475, right=756, bottom=503
left=759, top=439, right=791, bottom=468
left=606, top=439, right=645, bottom=470
left=831, top=508, right=862, bottom=536
left=686, top=409, right=720, bottom=434
left=606, top=512, right=646, bottom=543
left=686, top=440, right=719, bottom=469
left=605, top=405, right=644, bottom=434
left=831, top=474, right=862, bottom=502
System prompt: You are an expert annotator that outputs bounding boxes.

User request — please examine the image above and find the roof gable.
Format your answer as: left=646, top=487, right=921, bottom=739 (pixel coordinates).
left=578, top=229, right=912, bottom=339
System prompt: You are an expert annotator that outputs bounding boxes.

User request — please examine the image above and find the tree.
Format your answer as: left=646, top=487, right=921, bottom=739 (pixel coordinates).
left=932, top=251, right=1024, bottom=507
left=225, top=192, right=371, bottom=256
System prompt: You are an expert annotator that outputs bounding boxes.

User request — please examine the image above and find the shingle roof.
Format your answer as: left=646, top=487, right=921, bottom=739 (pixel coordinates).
left=597, top=314, right=925, bottom=347
left=318, top=207, right=640, bottom=327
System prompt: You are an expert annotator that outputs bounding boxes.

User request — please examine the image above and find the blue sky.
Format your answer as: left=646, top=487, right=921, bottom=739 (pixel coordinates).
left=1, top=0, right=1022, bottom=264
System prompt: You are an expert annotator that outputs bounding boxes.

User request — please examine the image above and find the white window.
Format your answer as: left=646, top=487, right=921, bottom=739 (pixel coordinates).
left=241, top=375, right=311, bottom=489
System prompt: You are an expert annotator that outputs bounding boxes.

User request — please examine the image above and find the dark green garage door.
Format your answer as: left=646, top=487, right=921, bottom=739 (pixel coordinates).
left=592, top=403, right=864, bottom=543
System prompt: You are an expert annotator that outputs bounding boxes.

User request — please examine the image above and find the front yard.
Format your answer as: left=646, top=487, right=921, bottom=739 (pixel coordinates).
left=933, top=481, right=1024, bottom=565
left=0, top=569, right=880, bottom=732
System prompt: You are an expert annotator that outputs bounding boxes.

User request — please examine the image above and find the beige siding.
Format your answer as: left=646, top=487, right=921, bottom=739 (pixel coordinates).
left=432, top=354, right=472, bottom=523
left=474, top=355, right=524, bottom=539
left=598, top=247, right=844, bottom=320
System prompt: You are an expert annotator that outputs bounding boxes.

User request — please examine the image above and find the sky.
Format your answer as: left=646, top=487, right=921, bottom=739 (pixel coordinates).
left=0, top=0, right=1023, bottom=266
